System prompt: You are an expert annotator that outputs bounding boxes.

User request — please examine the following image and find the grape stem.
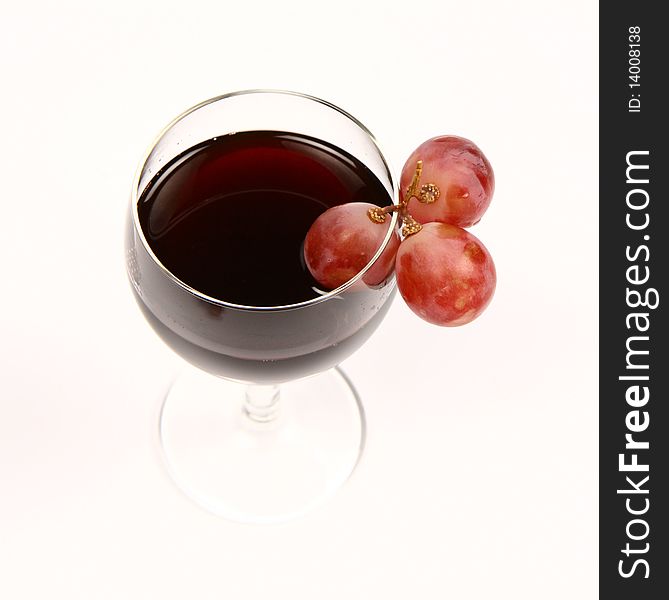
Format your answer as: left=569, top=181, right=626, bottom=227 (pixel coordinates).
left=367, top=160, right=426, bottom=237
left=405, top=160, right=424, bottom=201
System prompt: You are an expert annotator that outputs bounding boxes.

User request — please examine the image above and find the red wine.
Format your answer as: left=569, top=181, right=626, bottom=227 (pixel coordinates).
left=138, top=131, right=391, bottom=306
left=128, top=130, right=397, bottom=383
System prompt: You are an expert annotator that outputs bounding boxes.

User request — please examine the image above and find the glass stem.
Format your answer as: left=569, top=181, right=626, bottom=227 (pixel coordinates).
left=243, top=384, right=281, bottom=423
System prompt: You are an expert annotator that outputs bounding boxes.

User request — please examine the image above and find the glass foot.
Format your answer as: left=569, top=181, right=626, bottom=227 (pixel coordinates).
left=159, top=366, right=365, bottom=524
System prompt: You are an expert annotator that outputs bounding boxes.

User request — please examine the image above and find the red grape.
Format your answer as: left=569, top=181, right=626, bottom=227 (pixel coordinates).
left=304, top=202, right=400, bottom=290
left=400, top=136, right=494, bottom=228
left=395, top=222, right=496, bottom=326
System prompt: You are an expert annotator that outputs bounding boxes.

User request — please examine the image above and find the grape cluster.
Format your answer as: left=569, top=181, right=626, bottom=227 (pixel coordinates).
left=303, top=135, right=496, bottom=327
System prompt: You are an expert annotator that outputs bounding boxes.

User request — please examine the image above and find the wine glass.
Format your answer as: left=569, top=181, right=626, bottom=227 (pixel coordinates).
left=125, top=90, right=398, bottom=523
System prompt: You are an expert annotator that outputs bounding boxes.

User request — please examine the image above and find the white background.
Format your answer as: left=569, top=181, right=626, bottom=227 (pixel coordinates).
left=0, top=1, right=598, bottom=598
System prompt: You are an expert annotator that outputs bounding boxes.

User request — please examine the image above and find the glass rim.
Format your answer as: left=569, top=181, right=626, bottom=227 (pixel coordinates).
left=130, top=89, right=399, bottom=312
